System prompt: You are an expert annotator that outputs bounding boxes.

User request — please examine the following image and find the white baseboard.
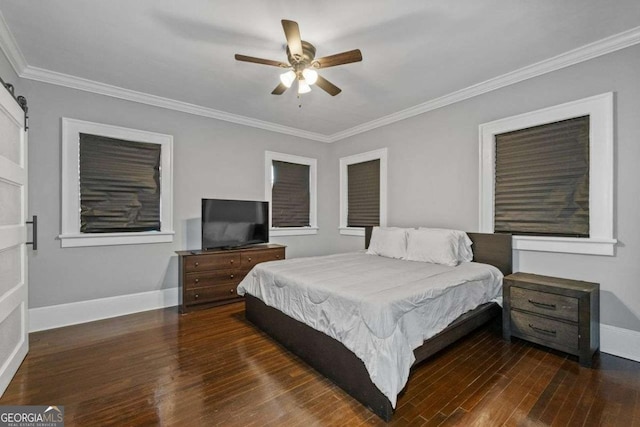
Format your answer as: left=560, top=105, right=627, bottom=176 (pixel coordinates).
left=29, top=288, right=178, bottom=332
left=600, top=324, right=640, bottom=362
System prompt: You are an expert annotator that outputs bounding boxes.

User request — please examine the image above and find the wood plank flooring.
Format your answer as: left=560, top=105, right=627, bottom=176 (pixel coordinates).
left=1, top=302, right=639, bottom=426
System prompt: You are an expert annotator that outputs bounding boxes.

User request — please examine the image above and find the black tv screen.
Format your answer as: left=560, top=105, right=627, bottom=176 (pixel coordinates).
left=201, top=199, right=269, bottom=250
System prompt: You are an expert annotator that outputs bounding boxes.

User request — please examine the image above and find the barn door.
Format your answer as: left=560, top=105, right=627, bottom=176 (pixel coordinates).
left=0, top=83, right=28, bottom=396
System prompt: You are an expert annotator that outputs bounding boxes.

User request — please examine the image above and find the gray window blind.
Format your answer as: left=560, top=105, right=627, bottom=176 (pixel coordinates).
left=494, top=116, right=590, bottom=237
left=347, top=159, right=380, bottom=227
left=271, top=160, right=310, bottom=227
left=79, top=133, right=161, bottom=233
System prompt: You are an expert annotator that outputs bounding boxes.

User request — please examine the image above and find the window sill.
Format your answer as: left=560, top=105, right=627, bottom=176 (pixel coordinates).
left=513, top=235, right=617, bottom=256
left=270, top=227, right=318, bottom=237
left=339, top=227, right=365, bottom=236
left=59, top=231, right=175, bottom=248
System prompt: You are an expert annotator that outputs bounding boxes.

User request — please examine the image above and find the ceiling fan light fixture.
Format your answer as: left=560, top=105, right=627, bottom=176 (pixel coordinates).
left=279, top=70, right=296, bottom=88
left=298, top=78, right=311, bottom=94
left=302, top=68, right=318, bottom=85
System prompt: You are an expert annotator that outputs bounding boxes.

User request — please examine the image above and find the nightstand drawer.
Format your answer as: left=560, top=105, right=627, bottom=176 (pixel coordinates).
left=510, top=310, right=579, bottom=350
left=510, top=286, right=579, bottom=322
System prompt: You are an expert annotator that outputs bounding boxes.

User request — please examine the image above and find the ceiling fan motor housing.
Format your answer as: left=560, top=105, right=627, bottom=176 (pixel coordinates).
left=287, top=41, right=317, bottom=71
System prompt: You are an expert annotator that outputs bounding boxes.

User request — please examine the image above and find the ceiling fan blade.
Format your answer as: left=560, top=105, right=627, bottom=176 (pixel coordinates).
left=235, top=54, right=288, bottom=68
left=315, top=49, right=363, bottom=68
left=271, top=82, right=288, bottom=95
left=282, top=20, right=303, bottom=58
left=315, top=75, right=342, bottom=96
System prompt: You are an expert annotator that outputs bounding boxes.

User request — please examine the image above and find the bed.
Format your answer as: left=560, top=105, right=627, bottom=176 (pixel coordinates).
left=239, top=227, right=512, bottom=421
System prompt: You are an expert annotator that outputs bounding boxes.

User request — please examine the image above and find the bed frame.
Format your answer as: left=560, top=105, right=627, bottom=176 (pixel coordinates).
left=244, top=228, right=512, bottom=421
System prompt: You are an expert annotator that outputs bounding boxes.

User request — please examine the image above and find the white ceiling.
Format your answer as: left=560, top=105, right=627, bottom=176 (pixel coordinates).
left=0, top=0, right=639, bottom=138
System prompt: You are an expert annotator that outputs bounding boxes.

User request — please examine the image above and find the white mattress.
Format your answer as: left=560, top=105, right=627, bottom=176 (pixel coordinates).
left=237, top=252, right=503, bottom=407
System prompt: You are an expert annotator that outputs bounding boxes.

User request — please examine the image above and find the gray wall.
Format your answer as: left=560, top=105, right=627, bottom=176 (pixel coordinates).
left=328, top=45, right=640, bottom=331
left=19, top=79, right=334, bottom=308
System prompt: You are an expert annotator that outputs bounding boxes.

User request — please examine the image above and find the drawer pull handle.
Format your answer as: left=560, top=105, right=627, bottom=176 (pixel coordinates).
left=230, top=274, right=234, bottom=279
left=194, top=262, right=199, bottom=267
left=230, top=289, right=234, bottom=293
left=528, top=299, right=556, bottom=310
left=248, top=257, right=252, bottom=262
left=528, top=324, right=556, bottom=335
left=276, top=255, right=280, bottom=259
left=194, top=294, right=199, bottom=299
left=195, top=278, right=199, bottom=283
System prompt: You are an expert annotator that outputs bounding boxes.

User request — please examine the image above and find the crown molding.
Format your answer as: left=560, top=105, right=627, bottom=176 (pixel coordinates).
left=327, top=25, right=640, bottom=142
left=0, top=6, right=638, bottom=144
left=0, top=10, right=27, bottom=75
left=20, top=66, right=331, bottom=142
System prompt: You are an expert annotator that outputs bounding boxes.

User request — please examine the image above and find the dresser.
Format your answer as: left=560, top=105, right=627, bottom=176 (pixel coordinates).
left=176, top=244, right=285, bottom=313
left=503, top=272, right=599, bottom=367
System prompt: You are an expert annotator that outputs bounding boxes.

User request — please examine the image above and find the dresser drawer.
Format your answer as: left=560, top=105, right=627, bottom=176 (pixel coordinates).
left=241, top=248, right=285, bottom=270
left=184, top=253, right=241, bottom=272
left=184, top=270, right=245, bottom=289
left=185, top=284, right=241, bottom=305
left=510, top=310, right=579, bottom=350
left=510, top=286, right=579, bottom=322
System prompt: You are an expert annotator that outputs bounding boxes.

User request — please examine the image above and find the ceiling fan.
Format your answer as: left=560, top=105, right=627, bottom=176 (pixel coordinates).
left=234, top=20, right=362, bottom=96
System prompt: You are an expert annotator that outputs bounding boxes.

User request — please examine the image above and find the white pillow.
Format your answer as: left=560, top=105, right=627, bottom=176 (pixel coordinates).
left=457, top=232, right=474, bottom=262
left=419, top=228, right=474, bottom=263
left=407, top=228, right=473, bottom=267
left=366, top=227, right=408, bottom=259
left=406, top=228, right=460, bottom=266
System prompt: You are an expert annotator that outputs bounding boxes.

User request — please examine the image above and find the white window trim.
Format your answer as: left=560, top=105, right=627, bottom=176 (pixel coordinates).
left=479, top=92, right=616, bottom=256
left=264, top=151, right=317, bottom=237
left=339, top=148, right=388, bottom=236
left=60, top=118, right=174, bottom=247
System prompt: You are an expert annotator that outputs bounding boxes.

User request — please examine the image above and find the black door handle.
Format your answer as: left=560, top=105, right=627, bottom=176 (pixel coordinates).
left=26, top=215, right=37, bottom=250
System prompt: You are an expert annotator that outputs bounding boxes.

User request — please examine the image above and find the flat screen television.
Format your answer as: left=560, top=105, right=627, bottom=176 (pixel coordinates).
left=201, top=198, right=269, bottom=250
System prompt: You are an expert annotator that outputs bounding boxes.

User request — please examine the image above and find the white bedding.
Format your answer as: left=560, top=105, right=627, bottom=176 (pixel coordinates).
left=237, top=252, right=503, bottom=407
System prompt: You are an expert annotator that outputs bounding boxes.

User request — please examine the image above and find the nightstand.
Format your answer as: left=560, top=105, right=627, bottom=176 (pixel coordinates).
left=503, top=272, right=600, bottom=367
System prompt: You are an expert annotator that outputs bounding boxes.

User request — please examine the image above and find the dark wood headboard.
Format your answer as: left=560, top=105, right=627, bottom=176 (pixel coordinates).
left=364, top=226, right=512, bottom=276
left=467, top=232, right=512, bottom=276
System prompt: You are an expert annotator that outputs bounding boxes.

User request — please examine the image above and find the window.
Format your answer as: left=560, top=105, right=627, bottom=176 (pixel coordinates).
left=494, top=116, right=590, bottom=237
left=79, top=134, right=162, bottom=233
left=264, top=151, right=317, bottom=236
left=347, top=159, right=380, bottom=226
left=340, top=148, right=387, bottom=236
left=60, top=118, right=174, bottom=247
left=272, top=160, right=310, bottom=227
left=479, top=93, right=616, bottom=255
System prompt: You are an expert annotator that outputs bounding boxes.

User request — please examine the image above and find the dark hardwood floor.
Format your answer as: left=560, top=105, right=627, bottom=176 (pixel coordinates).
left=1, top=302, right=639, bottom=426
